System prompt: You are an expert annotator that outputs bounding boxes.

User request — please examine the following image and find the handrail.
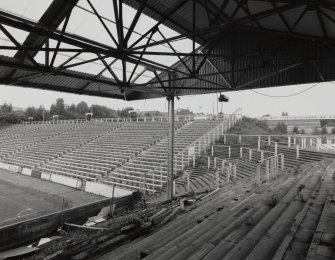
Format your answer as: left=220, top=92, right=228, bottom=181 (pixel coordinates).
left=20, top=114, right=242, bottom=125
left=145, top=116, right=243, bottom=192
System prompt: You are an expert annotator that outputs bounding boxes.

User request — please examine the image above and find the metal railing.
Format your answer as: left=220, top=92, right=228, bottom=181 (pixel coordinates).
left=139, top=116, right=241, bottom=194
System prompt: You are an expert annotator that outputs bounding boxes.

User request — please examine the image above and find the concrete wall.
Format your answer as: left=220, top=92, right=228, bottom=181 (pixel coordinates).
left=0, top=162, right=20, bottom=173
left=85, top=182, right=133, bottom=197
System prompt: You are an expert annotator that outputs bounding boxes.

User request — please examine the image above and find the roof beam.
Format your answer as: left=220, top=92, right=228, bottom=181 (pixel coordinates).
left=0, top=10, right=176, bottom=74
left=128, top=0, right=190, bottom=49
left=14, top=0, right=79, bottom=60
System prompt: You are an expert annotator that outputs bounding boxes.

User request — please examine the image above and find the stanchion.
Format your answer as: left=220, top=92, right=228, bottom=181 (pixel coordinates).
left=226, top=166, right=230, bottom=183
left=215, top=170, right=219, bottom=189
left=213, top=157, right=217, bottom=170
left=193, top=154, right=195, bottom=167
left=265, top=160, right=269, bottom=180
left=256, top=163, right=261, bottom=186
left=258, top=136, right=261, bottom=151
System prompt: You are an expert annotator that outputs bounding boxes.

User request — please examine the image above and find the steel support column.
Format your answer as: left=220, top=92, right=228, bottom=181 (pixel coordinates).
left=167, top=96, right=175, bottom=200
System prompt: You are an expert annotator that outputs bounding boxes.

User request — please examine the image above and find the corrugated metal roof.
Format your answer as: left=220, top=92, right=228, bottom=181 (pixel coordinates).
left=0, top=0, right=335, bottom=100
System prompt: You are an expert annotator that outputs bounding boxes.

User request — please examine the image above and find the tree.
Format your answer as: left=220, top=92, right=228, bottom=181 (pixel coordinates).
left=143, top=111, right=162, bottom=117
left=292, top=126, right=299, bottom=134
left=312, top=127, right=319, bottom=135
left=176, top=108, right=194, bottom=115
left=0, top=103, right=23, bottom=124
left=0, top=103, right=12, bottom=113
left=274, top=122, right=287, bottom=134
left=118, top=107, right=137, bottom=118
left=321, top=126, right=328, bottom=135
left=92, top=104, right=117, bottom=118
left=76, top=101, right=89, bottom=116
left=25, top=106, right=38, bottom=120
left=50, top=98, right=65, bottom=118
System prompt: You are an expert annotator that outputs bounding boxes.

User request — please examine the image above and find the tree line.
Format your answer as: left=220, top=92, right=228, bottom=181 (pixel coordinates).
left=0, top=98, right=195, bottom=125
left=0, top=98, right=143, bottom=124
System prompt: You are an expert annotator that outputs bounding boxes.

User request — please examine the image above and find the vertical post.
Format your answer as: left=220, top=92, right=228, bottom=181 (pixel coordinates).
left=249, top=149, right=252, bottom=161
left=198, top=139, right=201, bottom=158
left=224, top=135, right=227, bottom=144
left=208, top=156, right=211, bottom=169
left=193, top=154, right=195, bottom=167
left=239, top=135, right=242, bottom=144
left=167, top=97, right=174, bottom=200
left=268, top=135, right=271, bottom=145
left=275, top=142, right=278, bottom=154
left=240, top=147, right=243, bottom=158
left=261, top=150, right=264, bottom=160
left=265, top=160, right=269, bottom=180
left=256, top=163, right=261, bottom=186
left=211, top=145, right=214, bottom=156
left=172, top=180, right=176, bottom=197
left=213, top=129, right=215, bottom=145
left=258, top=136, right=261, bottom=151
left=215, top=169, right=219, bottom=189
left=275, top=155, right=278, bottom=175
left=317, top=138, right=320, bottom=151
left=186, top=174, right=190, bottom=193
left=288, top=136, right=291, bottom=147
left=293, top=137, right=296, bottom=146
left=152, top=173, right=155, bottom=192
left=281, top=154, right=284, bottom=171
left=226, top=166, right=230, bottom=183
left=233, top=164, right=237, bottom=179
left=181, top=152, right=184, bottom=171
left=214, top=157, right=217, bottom=170
left=160, top=166, right=163, bottom=188
left=228, top=146, right=231, bottom=158
left=296, top=144, right=300, bottom=159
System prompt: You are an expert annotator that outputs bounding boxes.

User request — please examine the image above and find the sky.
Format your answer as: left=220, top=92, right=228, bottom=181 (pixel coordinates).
left=0, top=1, right=334, bottom=118
left=1, top=81, right=334, bottom=117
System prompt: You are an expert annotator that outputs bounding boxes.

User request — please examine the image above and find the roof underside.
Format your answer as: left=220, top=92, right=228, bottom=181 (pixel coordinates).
left=0, top=0, right=334, bottom=100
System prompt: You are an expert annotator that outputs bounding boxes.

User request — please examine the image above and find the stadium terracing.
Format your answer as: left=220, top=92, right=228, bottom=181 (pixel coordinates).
left=0, top=0, right=335, bottom=259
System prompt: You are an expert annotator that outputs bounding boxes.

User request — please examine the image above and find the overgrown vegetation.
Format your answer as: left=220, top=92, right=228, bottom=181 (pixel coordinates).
left=292, top=126, right=299, bottom=134
left=228, top=116, right=273, bottom=135
left=274, top=122, right=287, bottom=134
